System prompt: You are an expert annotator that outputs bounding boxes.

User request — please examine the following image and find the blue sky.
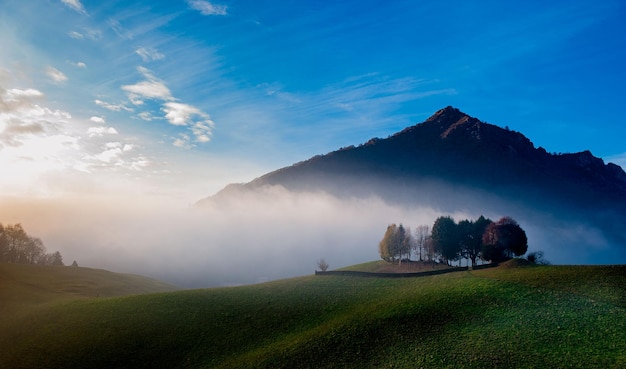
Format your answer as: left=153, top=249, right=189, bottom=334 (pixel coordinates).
left=1, top=0, right=625, bottom=202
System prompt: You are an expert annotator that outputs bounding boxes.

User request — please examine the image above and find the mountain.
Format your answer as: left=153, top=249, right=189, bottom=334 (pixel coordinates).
left=198, top=106, right=626, bottom=255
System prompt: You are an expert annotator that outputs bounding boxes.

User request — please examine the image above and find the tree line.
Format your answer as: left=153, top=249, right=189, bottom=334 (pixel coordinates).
left=379, top=215, right=528, bottom=266
left=0, top=223, right=64, bottom=266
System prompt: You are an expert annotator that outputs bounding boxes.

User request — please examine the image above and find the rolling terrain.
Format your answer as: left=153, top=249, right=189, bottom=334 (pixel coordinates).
left=0, top=263, right=180, bottom=328
left=1, top=261, right=624, bottom=368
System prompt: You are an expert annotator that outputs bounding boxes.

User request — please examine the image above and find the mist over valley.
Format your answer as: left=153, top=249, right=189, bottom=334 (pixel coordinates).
left=2, top=107, right=624, bottom=287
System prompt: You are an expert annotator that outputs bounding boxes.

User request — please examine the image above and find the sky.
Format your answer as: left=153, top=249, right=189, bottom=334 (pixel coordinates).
left=1, top=0, right=625, bottom=285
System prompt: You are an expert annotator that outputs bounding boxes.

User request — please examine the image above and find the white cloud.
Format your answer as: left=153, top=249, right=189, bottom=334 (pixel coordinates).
left=122, top=67, right=172, bottom=101
left=162, top=102, right=202, bottom=126
left=138, top=112, right=154, bottom=121
left=135, top=47, right=165, bottom=62
left=120, top=67, right=215, bottom=146
left=89, top=142, right=134, bottom=163
left=0, top=86, right=72, bottom=148
left=162, top=102, right=214, bottom=143
left=89, top=116, right=105, bottom=124
left=87, top=126, right=118, bottom=137
left=45, top=66, right=68, bottom=83
left=192, top=121, right=213, bottom=143
left=61, top=0, right=87, bottom=15
left=71, top=61, right=87, bottom=68
left=173, top=136, right=190, bottom=148
left=5, top=88, right=44, bottom=99
left=187, top=0, right=228, bottom=16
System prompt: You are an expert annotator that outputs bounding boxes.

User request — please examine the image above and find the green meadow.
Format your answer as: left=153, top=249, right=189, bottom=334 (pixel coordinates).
left=1, top=261, right=624, bottom=368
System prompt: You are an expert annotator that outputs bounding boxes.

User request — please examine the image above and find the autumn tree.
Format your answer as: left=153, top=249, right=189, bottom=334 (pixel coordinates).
left=482, top=216, right=528, bottom=262
left=379, top=223, right=411, bottom=264
left=379, top=224, right=397, bottom=262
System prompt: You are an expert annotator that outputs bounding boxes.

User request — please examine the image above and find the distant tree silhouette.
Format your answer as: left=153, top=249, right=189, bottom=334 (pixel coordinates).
left=413, top=225, right=430, bottom=261
left=431, top=216, right=460, bottom=265
left=0, top=222, right=64, bottom=266
left=396, top=224, right=411, bottom=265
left=379, top=215, right=527, bottom=266
left=51, top=251, right=64, bottom=266
left=317, top=258, right=329, bottom=272
left=527, top=251, right=550, bottom=265
left=482, top=217, right=528, bottom=262
left=459, top=216, right=492, bottom=266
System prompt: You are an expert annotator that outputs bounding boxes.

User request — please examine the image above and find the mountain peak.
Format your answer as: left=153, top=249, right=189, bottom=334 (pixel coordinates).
left=420, top=106, right=484, bottom=140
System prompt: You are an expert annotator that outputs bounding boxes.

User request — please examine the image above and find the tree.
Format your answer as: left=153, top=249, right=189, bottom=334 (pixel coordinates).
left=51, top=251, right=64, bottom=266
left=431, top=216, right=460, bottom=265
left=459, top=216, right=492, bottom=267
left=414, top=225, right=430, bottom=261
left=379, top=223, right=411, bottom=264
left=379, top=224, right=397, bottom=262
left=423, top=236, right=435, bottom=264
left=395, top=224, right=411, bottom=265
left=0, top=223, right=7, bottom=263
left=403, top=225, right=413, bottom=262
left=482, top=216, right=528, bottom=262
left=317, top=258, right=329, bottom=272
left=0, top=223, right=56, bottom=265
left=527, top=251, right=550, bottom=265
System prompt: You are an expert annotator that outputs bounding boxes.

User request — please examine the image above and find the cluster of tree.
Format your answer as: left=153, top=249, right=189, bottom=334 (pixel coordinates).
left=0, top=223, right=64, bottom=266
left=378, top=224, right=432, bottom=265
left=379, top=215, right=528, bottom=266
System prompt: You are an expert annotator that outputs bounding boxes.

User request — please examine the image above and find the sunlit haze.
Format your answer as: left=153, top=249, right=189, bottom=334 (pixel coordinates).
left=1, top=1, right=625, bottom=286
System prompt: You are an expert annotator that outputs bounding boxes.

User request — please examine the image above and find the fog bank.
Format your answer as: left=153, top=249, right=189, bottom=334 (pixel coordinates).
left=1, top=185, right=623, bottom=287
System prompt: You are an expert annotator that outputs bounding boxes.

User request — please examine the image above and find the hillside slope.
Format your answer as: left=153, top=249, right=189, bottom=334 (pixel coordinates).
left=0, top=263, right=180, bottom=325
left=2, top=264, right=624, bottom=368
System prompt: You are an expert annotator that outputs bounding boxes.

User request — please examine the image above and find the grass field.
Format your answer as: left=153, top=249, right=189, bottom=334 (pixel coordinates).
left=0, top=263, right=180, bottom=327
left=1, top=261, right=625, bottom=368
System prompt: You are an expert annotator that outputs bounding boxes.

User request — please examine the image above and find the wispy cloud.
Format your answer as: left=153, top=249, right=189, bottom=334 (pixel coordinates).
left=163, top=102, right=214, bottom=144
left=120, top=67, right=215, bottom=146
left=61, top=0, right=87, bottom=15
left=69, top=61, right=87, bottom=68
left=135, top=47, right=165, bottom=62
left=67, top=28, right=102, bottom=41
left=187, top=0, right=228, bottom=16
left=45, top=66, right=68, bottom=83
left=108, top=18, right=133, bottom=39
left=94, top=99, right=133, bottom=112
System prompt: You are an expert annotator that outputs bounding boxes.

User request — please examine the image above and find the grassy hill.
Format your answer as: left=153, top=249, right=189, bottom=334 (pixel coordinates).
left=0, top=263, right=180, bottom=325
left=1, top=261, right=625, bottom=368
